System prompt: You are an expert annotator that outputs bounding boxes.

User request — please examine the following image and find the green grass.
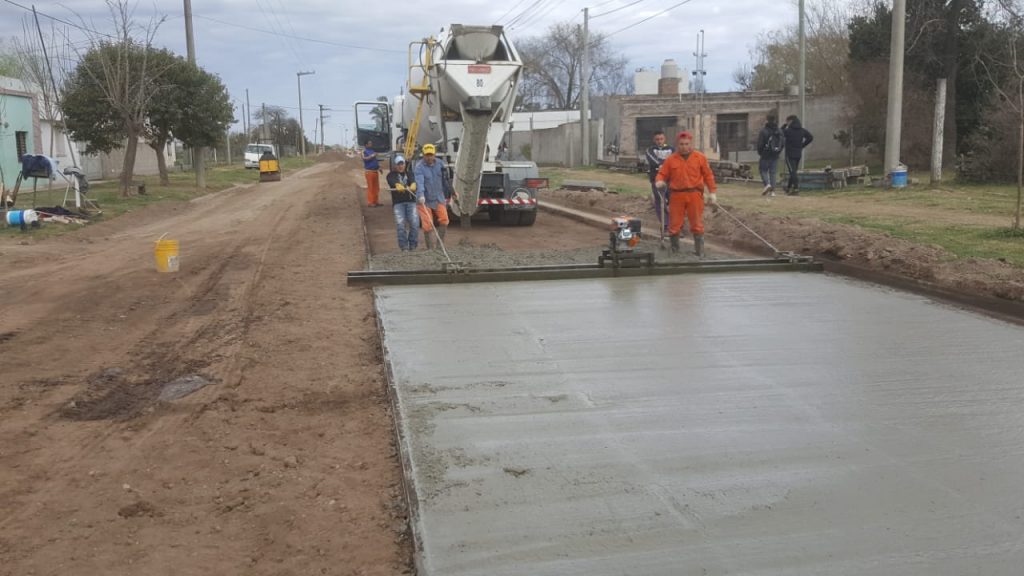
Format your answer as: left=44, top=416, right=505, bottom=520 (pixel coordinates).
left=821, top=215, right=1024, bottom=267
left=2, top=157, right=314, bottom=239
left=544, top=164, right=1024, bottom=268
left=541, top=167, right=651, bottom=198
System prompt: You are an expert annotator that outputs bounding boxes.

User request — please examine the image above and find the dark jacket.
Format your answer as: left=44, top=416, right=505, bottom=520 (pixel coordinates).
left=386, top=170, right=417, bottom=205
left=645, top=144, right=674, bottom=182
left=782, top=119, right=813, bottom=159
left=756, top=122, right=784, bottom=159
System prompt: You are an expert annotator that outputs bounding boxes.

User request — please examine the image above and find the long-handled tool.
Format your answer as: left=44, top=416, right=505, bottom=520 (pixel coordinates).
left=656, top=187, right=668, bottom=247
left=714, top=203, right=795, bottom=259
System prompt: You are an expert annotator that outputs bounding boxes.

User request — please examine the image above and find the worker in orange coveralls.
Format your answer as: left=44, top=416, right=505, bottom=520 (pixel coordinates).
left=655, top=131, right=718, bottom=257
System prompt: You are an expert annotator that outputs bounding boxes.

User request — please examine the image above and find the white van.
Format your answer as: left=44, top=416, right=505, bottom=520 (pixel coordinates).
left=244, top=144, right=276, bottom=169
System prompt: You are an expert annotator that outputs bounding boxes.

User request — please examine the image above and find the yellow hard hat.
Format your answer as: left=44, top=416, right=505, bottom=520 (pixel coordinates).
left=421, top=143, right=436, bottom=155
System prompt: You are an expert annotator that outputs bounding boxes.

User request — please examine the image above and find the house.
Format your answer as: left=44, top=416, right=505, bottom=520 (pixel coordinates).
left=0, top=76, right=42, bottom=192
left=607, top=90, right=849, bottom=164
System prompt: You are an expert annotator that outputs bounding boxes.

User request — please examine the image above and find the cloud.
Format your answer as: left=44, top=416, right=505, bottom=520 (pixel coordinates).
left=0, top=0, right=821, bottom=145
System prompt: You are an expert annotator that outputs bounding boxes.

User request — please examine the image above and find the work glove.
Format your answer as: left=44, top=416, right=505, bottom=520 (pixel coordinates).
left=395, top=183, right=406, bottom=191
left=417, top=196, right=426, bottom=205
left=706, top=192, right=720, bottom=213
left=655, top=180, right=667, bottom=190
left=409, top=182, right=417, bottom=192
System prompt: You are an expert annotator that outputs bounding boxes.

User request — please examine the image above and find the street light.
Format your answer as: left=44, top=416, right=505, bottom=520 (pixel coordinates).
left=297, top=70, right=315, bottom=157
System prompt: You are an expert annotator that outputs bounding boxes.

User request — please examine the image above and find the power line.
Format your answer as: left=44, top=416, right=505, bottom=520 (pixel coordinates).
left=511, top=0, right=564, bottom=31
left=506, top=0, right=548, bottom=27
left=591, top=0, right=646, bottom=19
left=255, top=0, right=302, bottom=66
left=496, top=0, right=532, bottom=25
left=599, top=0, right=696, bottom=41
left=193, top=14, right=405, bottom=53
left=0, top=0, right=115, bottom=39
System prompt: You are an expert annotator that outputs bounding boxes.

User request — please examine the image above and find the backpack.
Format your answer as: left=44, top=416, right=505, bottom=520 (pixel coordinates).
left=763, top=129, right=783, bottom=155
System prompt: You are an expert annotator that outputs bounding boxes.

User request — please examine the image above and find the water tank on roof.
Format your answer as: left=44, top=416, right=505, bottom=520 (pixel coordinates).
left=634, top=68, right=659, bottom=95
left=661, top=59, right=680, bottom=80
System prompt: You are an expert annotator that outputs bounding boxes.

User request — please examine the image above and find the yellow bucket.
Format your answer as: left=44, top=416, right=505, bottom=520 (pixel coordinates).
left=154, top=239, right=180, bottom=273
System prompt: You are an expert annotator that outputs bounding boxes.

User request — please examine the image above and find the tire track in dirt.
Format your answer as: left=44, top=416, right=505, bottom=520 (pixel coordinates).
left=0, top=160, right=411, bottom=575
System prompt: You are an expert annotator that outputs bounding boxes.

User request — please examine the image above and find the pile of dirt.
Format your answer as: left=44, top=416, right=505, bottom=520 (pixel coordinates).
left=546, top=187, right=1024, bottom=303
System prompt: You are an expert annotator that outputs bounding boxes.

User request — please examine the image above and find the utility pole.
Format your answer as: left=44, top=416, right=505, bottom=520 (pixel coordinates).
left=245, top=88, right=252, bottom=138
left=580, top=7, right=591, bottom=167
left=799, top=0, right=806, bottom=134
left=884, top=0, right=907, bottom=176
left=261, top=102, right=267, bottom=142
left=32, top=6, right=78, bottom=169
left=296, top=70, right=315, bottom=157
left=183, top=0, right=205, bottom=190
left=318, top=104, right=331, bottom=154
left=931, top=78, right=947, bottom=184
left=226, top=124, right=232, bottom=165
left=692, top=30, right=706, bottom=151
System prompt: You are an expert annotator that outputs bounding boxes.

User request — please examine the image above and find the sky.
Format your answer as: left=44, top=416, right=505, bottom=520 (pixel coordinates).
left=0, top=0, right=801, bottom=146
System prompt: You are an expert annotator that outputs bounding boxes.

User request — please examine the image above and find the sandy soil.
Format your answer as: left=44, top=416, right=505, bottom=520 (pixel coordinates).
left=546, top=187, right=1024, bottom=303
left=0, top=160, right=412, bottom=575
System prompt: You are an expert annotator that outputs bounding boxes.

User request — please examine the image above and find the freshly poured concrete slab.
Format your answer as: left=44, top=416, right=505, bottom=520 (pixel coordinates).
left=376, top=273, right=1024, bottom=576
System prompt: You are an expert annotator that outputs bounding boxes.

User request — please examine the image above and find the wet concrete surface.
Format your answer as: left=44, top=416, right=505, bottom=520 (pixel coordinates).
left=376, top=273, right=1024, bottom=575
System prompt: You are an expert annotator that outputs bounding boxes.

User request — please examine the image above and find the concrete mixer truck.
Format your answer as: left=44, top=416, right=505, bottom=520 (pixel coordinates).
left=353, top=24, right=545, bottom=227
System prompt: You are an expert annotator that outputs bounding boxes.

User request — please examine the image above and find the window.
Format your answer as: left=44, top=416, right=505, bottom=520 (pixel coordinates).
left=15, top=131, right=27, bottom=161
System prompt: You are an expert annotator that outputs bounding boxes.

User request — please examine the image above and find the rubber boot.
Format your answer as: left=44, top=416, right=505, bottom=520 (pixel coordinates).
left=669, top=234, right=680, bottom=253
left=694, top=234, right=705, bottom=258
left=424, top=233, right=434, bottom=250
left=437, top=226, right=447, bottom=242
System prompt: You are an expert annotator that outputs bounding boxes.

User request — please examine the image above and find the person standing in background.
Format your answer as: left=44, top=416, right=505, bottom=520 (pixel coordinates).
left=362, top=140, right=382, bottom=207
left=782, top=116, right=814, bottom=196
left=645, top=131, right=674, bottom=233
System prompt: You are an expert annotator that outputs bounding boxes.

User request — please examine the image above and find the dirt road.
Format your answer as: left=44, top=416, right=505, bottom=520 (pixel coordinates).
left=0, top=160, right=411, bottom=575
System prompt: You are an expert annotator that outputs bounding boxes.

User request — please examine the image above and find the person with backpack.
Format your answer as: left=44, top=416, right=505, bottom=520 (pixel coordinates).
left=782, top=115, right=814, bottom=195
left=756, top=115, right=784, bottom=197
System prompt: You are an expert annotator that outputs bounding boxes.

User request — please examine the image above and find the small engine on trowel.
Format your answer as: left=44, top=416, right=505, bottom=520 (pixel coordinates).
left=599, top=216, right=654, bottom=268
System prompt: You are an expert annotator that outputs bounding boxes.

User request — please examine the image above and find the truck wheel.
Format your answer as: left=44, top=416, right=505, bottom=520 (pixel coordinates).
left=517, top=210, right=537, bottom=226
left=499, top=208, right=520, bottom=226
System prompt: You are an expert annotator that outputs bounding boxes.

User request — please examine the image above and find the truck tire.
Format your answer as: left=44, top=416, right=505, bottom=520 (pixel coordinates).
left=517, top=210, right=537, bottom=226
left=499, top=207, right=520, bottom=226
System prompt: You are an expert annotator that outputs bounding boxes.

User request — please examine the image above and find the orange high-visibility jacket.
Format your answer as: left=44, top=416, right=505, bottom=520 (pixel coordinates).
left=655, top=151, right=717, bottom=193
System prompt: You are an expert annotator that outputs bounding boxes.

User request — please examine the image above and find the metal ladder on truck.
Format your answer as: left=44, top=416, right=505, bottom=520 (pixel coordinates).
left=404, top=37, right=436, bottom=160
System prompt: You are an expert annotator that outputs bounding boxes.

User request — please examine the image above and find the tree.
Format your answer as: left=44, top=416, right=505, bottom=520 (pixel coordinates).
left=152, top=59, right=233, bottom=183
left=0, top=40, right=21, bottom=77
left=847, top=0, right=992, bottom=166
left=516, top=22, right=629, bottom=110
left=252, top=106, right=310, bottom=155
left=973, top=2, right=1024, bottom=229
left=61, top=1, right=167, bottom=196
left=13, top=18, right=73, bottom=157
left=734, top=0, right=852, bottom=95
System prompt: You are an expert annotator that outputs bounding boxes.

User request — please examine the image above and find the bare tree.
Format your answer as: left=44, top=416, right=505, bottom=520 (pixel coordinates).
left=14, top=18, right=73, bottom=157
left=976, top=1, right=1024, bottom=229
left=734, top=0, right=852, bottom=95
left=63, top=0, right=168, bottom=196
left=517, top=22, right=629, bottom=110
